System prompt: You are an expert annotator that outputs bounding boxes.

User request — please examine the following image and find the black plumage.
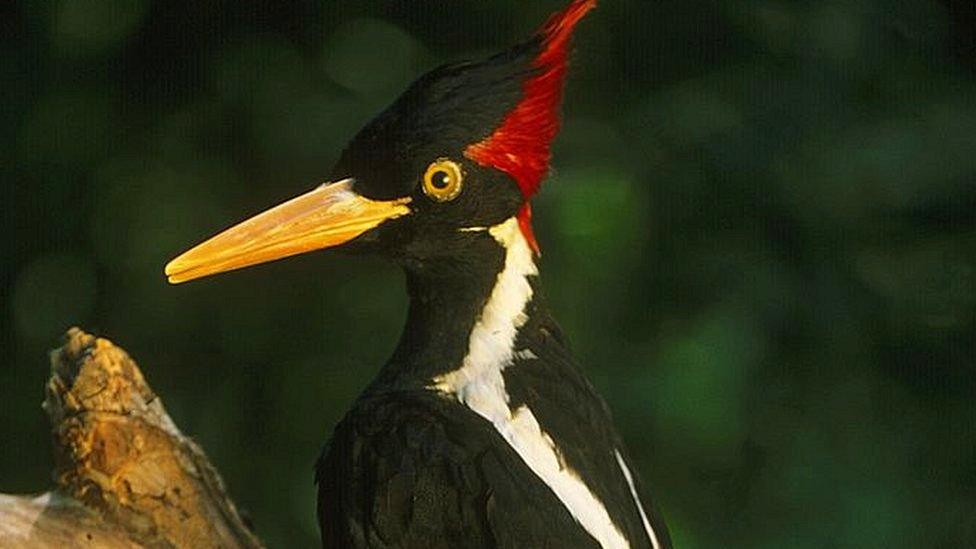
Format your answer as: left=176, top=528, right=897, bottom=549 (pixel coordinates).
left=166, top=2, right=673, bottom=547
left=316, top=269, right=672, bottom=547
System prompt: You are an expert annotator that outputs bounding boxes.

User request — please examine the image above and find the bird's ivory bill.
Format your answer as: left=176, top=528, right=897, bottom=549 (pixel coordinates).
left=164, top=179, right=410, bottom=284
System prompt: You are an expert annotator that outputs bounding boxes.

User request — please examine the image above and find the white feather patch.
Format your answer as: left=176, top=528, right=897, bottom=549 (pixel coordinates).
left=614, top=450, right=662, bottom=549
left=431, top=217, right=630, bottom=549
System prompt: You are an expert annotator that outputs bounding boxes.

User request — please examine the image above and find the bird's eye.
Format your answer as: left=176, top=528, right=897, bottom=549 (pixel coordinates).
left=422, top=159, right=464, bottom=202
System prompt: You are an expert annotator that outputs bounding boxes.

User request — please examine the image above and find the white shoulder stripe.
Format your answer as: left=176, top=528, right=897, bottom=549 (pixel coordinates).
left=431, top=217, right=630, bottom=549
left=614, top=450, right=663, bottom=549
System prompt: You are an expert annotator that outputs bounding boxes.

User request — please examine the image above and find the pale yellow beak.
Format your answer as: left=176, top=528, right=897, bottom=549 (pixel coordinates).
left=164, top=179, right=411, bottom=284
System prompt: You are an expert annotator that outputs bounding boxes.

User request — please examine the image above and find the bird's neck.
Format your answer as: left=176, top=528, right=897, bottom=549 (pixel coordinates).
left=382, top=217, right=541, bottom=385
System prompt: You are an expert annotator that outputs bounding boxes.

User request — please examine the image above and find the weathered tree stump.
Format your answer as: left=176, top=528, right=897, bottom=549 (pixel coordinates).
left=0, top=329, right=263, bottom=548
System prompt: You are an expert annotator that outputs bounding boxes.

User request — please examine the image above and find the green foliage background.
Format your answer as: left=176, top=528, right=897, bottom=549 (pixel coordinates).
left=3, top=1, right=975, bottom=547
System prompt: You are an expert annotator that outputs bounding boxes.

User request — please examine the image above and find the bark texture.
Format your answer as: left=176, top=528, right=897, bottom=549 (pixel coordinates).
left=0, top=328, right=263, bottom=549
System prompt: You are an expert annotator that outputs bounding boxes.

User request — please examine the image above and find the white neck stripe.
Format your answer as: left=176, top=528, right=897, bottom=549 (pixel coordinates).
left=431, top=217, right=631, bottom=549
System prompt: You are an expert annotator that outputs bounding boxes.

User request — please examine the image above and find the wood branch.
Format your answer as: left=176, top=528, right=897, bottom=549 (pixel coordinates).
left=0, top=328, right=264, bottom=549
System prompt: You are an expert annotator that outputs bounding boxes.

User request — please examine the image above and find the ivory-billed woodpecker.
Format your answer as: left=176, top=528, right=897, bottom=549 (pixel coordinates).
left=166, top=1, right=670, bottom=547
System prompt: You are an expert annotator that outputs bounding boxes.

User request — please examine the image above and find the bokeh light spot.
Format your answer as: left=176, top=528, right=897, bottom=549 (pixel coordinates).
left=323, top=18, right=422, bottom=95
left=52, top=0, right=149, bottom=55
left=651, top=312, right=762, bottom=464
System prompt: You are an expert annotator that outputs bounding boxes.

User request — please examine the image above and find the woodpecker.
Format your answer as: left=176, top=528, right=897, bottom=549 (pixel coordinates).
left=165, top=1, right=670, bottom=547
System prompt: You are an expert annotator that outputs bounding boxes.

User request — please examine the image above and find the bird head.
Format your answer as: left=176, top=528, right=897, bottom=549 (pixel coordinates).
left=165, top=0, right=596, bottom=284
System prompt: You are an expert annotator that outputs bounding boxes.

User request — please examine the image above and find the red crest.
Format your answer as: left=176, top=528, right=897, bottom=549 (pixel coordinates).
left=465, top=0, right=597, bottom=253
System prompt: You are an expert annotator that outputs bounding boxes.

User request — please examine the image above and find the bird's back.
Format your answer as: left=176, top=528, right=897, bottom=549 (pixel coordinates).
left=317, top=388, right=603, bottom=548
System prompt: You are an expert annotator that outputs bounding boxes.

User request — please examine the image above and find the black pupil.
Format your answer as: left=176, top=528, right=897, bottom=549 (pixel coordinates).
left=431, top=170, right=451, bottom=190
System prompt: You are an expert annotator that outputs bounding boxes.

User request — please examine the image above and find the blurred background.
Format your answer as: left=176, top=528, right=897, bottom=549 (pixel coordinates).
left=3, top=0, right=975, bottom=547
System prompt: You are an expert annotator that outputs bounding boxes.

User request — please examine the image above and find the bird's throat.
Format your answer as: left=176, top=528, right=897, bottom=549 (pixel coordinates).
left=384, top=217, right=538, bottom=383
left=430, top=218, right=538, bottom=395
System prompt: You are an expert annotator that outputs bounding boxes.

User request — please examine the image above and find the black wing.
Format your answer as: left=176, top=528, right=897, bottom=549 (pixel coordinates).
left=503, top=312, right=673, bottom=549
left=316, top=391, right=601, bottom=549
